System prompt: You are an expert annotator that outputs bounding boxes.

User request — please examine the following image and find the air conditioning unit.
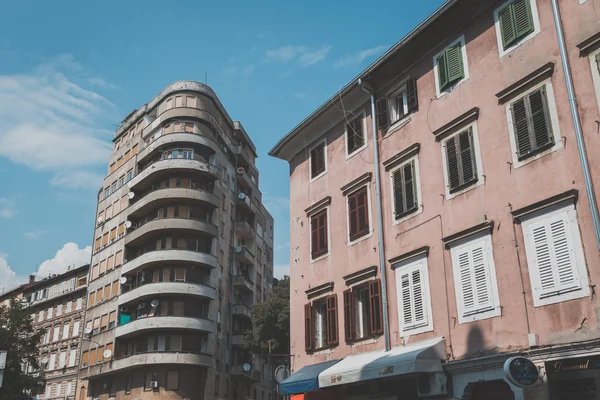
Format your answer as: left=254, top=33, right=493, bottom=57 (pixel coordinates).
left=120, top=306, right=130, bottom=313
left=150, top=381, right=158, bottom=389
left=417, top=373, right=448, bottom=397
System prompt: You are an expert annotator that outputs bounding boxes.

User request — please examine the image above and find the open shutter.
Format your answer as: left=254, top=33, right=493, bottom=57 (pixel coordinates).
left=511, top=97, right=531, bottom=158
left=528, top=87, right=553, bottom=150
left=343, top=289, right=355, bottom=343
left=445, top=136, right=461, bottom=191
left=596, top=53, right=600, bottom=74
left=513, top=0, right=534, bottom=39
left=348, top=193, right=358, bottom=239
left=437, top=53, right=449, bottom=91
left=456, top=243, right=493, bottom=316
left=406, top=78, right=419, bottom=113
left=458, top=129, right=477, bottom=185
left=326, top=295, right=339, bottom=346
left=411, top=268, right=426, bottom=325
left=403, top=162, right=417, bottom=213
left=304, top=303, right=313, bottom=352
left=356, top=188, right=369, bottom=238
left=375, top=98, right=390, bottom=131
left=445, top=45, right=464, bottom=86
left=499, top=4, right=517, bottom=49
left=393, top=168, right=406, bottom=219
left=369, top=279, right=384, bottom=335
left=319, top=211, right=328, bottom=256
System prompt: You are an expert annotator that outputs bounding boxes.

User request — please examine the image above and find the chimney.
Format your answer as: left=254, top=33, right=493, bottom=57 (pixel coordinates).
left=29, top=275, right=35, bottom=284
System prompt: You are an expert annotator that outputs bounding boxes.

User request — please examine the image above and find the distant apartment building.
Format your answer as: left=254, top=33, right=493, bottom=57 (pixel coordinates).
left=271, top=0, right=600, bottom=399
left=0, top=265, right=89, bottom=400
left=78, top=81, right=275, bottom=400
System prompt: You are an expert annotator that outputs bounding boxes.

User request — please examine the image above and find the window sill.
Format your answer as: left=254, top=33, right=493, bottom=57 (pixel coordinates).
left=446, top=178, right=483, bottom=201
left=348, top=231, right=373, bottom=247
left=311, top=347, right=335, bottom=356
left=401, top=322, right=434, bottom=337
left=309, top=171, right=327, bottom=183
left=533, top=285, right=589, bottom=307
left=392, top=206, right=422, bottom=226
left=512, top=141, right=563, bottom=169
left=346, top=143, right=368, bottom=161
left=384, top=116, right=412, bottom=136
left=310, top=252, right=330, bottom=264
left=458, top=305, right=501, bottom=324
left=436, top=77, right=469, bottom=99
left=350, top=336, right=380, bottom=348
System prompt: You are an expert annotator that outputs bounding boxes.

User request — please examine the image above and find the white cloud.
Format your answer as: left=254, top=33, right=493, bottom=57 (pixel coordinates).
left=274, top=264, right=290, bottom=279
left=50, top=170, right=105, bottom=190
left=0, top=198, right=17, bottom=219
left=298, top=46, right=332, bottom=67
left=87, top=77, right=117, bottom=90
left=265, top=45, right=332, bottom=67
left=334, top=45, right=388, bottom=69
left=35, top=242, right=91, bottom=279
left=0, top=54, right=116, bottom=189
left=222, top=64, right=255, bottom=77
left=0, top=253, right=27, bottom=294
left=293, top=92, right=307, bottom=99
left=25, top=230, right=46, bottom=239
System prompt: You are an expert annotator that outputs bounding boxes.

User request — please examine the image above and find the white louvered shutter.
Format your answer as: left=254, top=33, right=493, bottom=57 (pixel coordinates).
left=398, top=260, right=428, bottom=331
left=526, top=210, right=580, bottom=298
left=456, top=241, right=494, bottom=316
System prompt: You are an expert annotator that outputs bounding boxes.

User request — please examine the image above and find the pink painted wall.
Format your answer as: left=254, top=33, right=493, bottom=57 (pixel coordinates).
left=287, top=0, right=600, bottom=372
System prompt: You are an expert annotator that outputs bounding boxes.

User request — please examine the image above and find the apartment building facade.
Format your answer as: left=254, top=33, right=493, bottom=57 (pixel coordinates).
left=78, top=81, right=276, bottom=400
left=0, top=265, right=89, bottom=400
left=270, top=0, right=600, bottom=399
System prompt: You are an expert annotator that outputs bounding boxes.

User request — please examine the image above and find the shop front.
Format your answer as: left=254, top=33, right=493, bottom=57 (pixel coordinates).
left=545, top=354, right=600, bottom=400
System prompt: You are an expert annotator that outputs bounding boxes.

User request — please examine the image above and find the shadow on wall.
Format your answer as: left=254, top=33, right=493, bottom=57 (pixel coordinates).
left=464, top=325, right=501, bottom=359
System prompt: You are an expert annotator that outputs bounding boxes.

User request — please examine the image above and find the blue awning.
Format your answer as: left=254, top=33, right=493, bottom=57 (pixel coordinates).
left=279, top=359, right=341, bottom=395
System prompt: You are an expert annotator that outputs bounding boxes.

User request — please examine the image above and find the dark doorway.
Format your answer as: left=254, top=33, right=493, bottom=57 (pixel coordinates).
left=555, top=378, right=597, bottom=400
left=471, top=380, right=515, bottom=400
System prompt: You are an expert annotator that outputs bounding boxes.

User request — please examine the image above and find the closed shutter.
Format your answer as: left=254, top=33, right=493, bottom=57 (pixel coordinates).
left=375, top=98, right=390, bottom=131
left=112, top=280, right=119, bottom=296
left=400, top=266, right=426, bottom=329
left=346, top=117, right=365, bottom=154
left=393, top=161, right=418, bottom=219
left=526, top=210, right=580, bottom=298
left=456, top=242, right=494, bottom=316
left=311, top=209, right=328, bottom=259
left=343, top=289, right=355, bottom=343
left=81, top=351, right=89, bottom=367
left=407, top=78, right=419, bottom=113
left=310, top=143, right=326, bottom=178
left=304, top=303, right=313, bottom=352
left=326, top=294, right=339, bottom=346
left=513, top=0, right=534, bottom=39
left=369, top=279, right=384, bottom=335
left=445, top=129, right=477, bottom=193
left=511, top=87, right=553, bottom=160
left=348, top=187, right=369, bottom=241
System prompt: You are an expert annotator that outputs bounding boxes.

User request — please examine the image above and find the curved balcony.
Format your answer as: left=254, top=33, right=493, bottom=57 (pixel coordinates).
left=128, top=188, right=219, bottom=219
left=125, top=218, right=218, bottom=246
left=115, top=316, right=215, bottom=339
left=137, top=132, right=219, bottom=165
left=85, top=352, right=213, bottom=377
left=128, top=159, right=219, bottom=191
left=118, top=282, right=216, bottom=306
left=122, top=249, right=218, bottom=275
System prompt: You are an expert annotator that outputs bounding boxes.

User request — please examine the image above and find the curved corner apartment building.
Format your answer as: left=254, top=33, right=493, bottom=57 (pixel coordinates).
left=78, top=82, right=276, bottom=400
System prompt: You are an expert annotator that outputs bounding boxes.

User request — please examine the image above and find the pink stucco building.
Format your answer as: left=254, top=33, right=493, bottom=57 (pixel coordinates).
left=270, top=0, right=600, bottom=399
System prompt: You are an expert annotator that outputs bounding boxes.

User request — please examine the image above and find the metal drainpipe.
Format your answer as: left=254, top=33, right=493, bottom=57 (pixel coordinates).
left=550, top=0, right=600, bottom=249
left=358, top=78, right=391, bottom=352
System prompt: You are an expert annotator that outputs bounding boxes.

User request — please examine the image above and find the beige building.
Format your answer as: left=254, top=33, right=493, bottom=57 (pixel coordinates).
left=79, top=81, right=275, bottom=400
left=0, top=265, right=89, bottom=400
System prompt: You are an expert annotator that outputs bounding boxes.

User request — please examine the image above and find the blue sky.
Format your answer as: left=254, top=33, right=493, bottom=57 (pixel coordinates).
left=0, top=0, right=445, bottom=291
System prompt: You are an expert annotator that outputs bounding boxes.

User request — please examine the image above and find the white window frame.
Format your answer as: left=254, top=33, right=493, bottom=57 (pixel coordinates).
left=73, top=320, right=80, bottom=337
left=309, top=204, right=331, bottom=264
left=450, top=233, right=502, bottom=323
left=433, top=35, right=470, bottom=98
left=53, top=326, right=60, bottom=342
left=505, top=80, right=563, bottom=169
left=308, top=139, right=328, bottom=182
left=313, top=299, right=328, bottom=350
left=345, top=185, right=374, bottom=246
left=389, top=85, right=409, bottom=124
left=62, top=323, right=70, bottom=340
left=394, top=254, right=434, bottom=336
left=440, top=121, right=485, bottom=200
left=389, top=155, right=423, bottom=225
left=76, top=298, right=82, bottom=310
left=521, top=203, right=589, bottom=307
left=590, top=48, right=600, bottom=113
left=345, top=111, right=368, bottom=160
left=353, top=285, right=371, bottom=340
left=493, top=0, right=541, bottom=58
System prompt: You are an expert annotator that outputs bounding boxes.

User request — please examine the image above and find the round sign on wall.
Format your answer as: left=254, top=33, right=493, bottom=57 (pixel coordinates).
left=503, top=356, right=539, bottom=388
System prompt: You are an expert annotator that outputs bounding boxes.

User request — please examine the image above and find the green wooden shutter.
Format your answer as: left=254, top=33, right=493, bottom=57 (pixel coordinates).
left=437, top=53, right=449, bottom=91
left=511, top=97, right=531, bottom=158
left=458, top=129, right=477, bottom=185
left=499, top=4, right=517, bottom=49
left=596, top=53, right=600, bottom=74
left=445, top=136, right=461, bottom=191
left=407, top=78, right=419, bottom=113
left=375, top=98, right=390, bottom=131
left=445, top=45, right=464, bottom=86
left=513, top=0, right=534, bottom=40
left=529, top=87, right=553, bottom=151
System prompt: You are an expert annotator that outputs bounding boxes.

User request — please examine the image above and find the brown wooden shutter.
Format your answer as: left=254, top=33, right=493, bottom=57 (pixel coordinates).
left=348, top=192, right=358, bottom=239
left=343, top=289, right=355, bottom=343
left=311, top=210, right=328, bottom=259
left=310, top=144, right=326, bottom=179
left=369, top=279, right=384, bottom=335
left=304, top=303, right=313, bottom=352
left=445, top=136, right=460, bottom=191
left=407, top=78, right=419, bottom=113
left=319, top=211, right=328, bottom=256
left=311, top=215, right=319, bottom=259
left=326, top=294, right=339, bottom=346
left=346, top=117, right=364, bottom=154
left=375, top=98, right=390, bottom=131
left=446, top=129, right=477, bottom=193
left=356, top=187, right=369, bottom=238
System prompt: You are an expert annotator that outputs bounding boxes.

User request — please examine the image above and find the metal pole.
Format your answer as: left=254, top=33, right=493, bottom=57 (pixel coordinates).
left=550, top=0, right=600, bottom=250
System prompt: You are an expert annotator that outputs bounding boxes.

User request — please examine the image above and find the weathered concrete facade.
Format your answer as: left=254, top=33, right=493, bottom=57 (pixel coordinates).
left=80, top=82, right=276, bottom=400
left=271, top=0, right=600, bottom=398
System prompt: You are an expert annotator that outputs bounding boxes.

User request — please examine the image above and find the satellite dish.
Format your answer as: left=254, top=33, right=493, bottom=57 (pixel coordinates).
left=275, top=365, right=291, bottom=383
left=150, top=300, right=159, bottom=308
left=242, top=363, right=251, bottom=372
left=237, top=192, right=246, bottom=200
left=119, top=277, right=128, bottom=284
left=125, top=221, right=132, bottom=229
left=84, top=327, right=93, bottom=335
left=103, top=349, right=112, bottom=359
left=127, top=192, right=135, bottom=199
left=237, top=167, right=245, bottom=174
left=97, top=217, right=104, bottom=224
left=235, top=246, right=242, bottom=253
left=41, top=357, right=48, bottom=365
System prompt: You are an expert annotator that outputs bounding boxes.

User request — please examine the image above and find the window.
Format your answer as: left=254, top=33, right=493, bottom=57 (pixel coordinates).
left=49, top=353, right=56, bottom=370
left=109, top=162, right=116, bottom=174
left=124, top=150, right=131, bottom=161
left=442, top=127, right=480, bottom=195
left=110, top=228, right=117, bottom=242
left=66, top=301, right=72, bottom=313
left=62, top=323, right=70, bottom=340
left=343, top=280, right=383, bottom=343
left=126, top=169, right=133, bottom=181
left=510, top=86, right=554, bottom=160
left=434, top=35, right=469, bottom=96
left=108, top=311, right=116, bottom=329
left=73, top=320, right=80, bottom=337
left=132, top=143, right=139, bottom=154
left=111, top=280, right=119, bottom=297
left=309, top=140, right=327, bottom=180
left=117, top=158, right=123, bottom=168
left=347, top=187, right=370, bottom=242
left=69, top=349, right=77, bottom=366
left=145, top=371, right=155, bottom=391
left=376, top=79, right=418, bottom=132
left=390, top=158, right=420, bottom=222
left=118, top=223, right=125, bottom=238
left=104, top=187, right=110, bottom=199
left=521, top=204, right=589, bottom=306
left=119, top=175, right=125, bottom=187
left=166, top=371, right=179, bottom=390
left=111, top=181, right=117, bottom=193
left=310, top=209, right=328, bottom=260
left=450, top=233, right=501, bottom=323
left=76, top=298, right=82, bottom=310
left=57, top=304, right=62, bottom=316
left=345, top=114, right=366, bottom=156
left=590, top=50, right=600, bottom=112
left=394, top=256, right=433, bottom=335
left=214, top=374, right=220, bottom=395
left=304, top=295, right=338, bottom=352
left=53, top=326, right=60, bottom=342
left=81, top=351, right=89, bottom=367
left=495, top=0, right=540, bottom=56
left=125, top=375, right=132, bottom=394
left=59, top=351, right=66, bottom=368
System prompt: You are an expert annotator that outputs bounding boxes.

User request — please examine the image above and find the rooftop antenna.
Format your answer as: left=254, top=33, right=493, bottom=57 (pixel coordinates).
left=205, top=71, right=207, bottom=85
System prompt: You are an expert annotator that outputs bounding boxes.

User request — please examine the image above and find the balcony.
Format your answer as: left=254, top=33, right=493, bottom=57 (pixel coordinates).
left=235, top=220, right=255, bottom=238
left=83, top=352, right=213, bottom=377
left=233, top=245, right=254, bottom=265
left=235, top=168, right=257, bottom=192
left=128, top=187, right=219, bottom=219
left=118, top=282, right=216, bottom=305
left=231, top=365, right=261, bottom=382
left=122, top=249, right=218, bottom=275
left=232, top=334, right=245, bottom=348
left=137, top=132, right=219, bottom=165
left=233, top=275, right=254, bottom=293
left=115, top=316, right=215, bottom=339
left=128, top=158, right=219, bottom=191
left=235, top=193, right=258, bottom=215
left=232, top=304, right=252, bottom=320
left=125, top=218, right=218, bottom=246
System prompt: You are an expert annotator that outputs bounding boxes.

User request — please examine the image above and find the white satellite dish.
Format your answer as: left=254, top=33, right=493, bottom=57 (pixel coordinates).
left=41, top=357, right=48, bottom=365
left=238, top=192, right=246, bottom=200
left=84, top=327, right=93, bottom=335
left=275, top=365, right=291, bottom=383
left=150, top=300, right=159, bottom=308
left=119, top=276, right=128, bottom=284
left=127, top=192, right=135, bottom=199
left=97, top=217, right=104, bottom=224
left=235, top=246, right=242, bottom=253
left=103, top=349, right=112, bottom=359
left=125, top=221, right=132, bottom=229
left=242, top=363, right=251, bottom=372
left=237, top=167, right=245, bottom=174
